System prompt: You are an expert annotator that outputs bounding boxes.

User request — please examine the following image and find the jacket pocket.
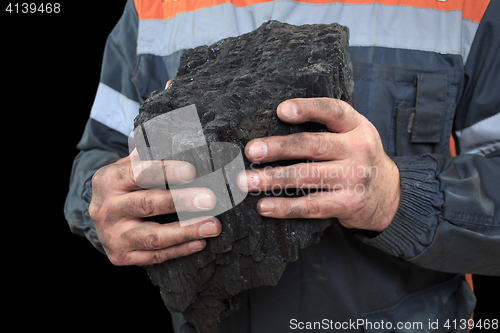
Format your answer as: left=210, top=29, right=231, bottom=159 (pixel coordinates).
left=352, top=62, right=460, bottom=157
left=360, top=275, right=476, bottom=333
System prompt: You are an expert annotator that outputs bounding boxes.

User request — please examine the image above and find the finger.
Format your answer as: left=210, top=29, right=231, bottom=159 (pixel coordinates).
left=255, top=192, right=348, bottom=219
left=165, top=79, right=172, bottom=89
left=237, top=162, right=348, bottom=192
left=129, top=149, right=196, bottom=190
left=245, top=132, right=348, bottom=163
left=128, top=239, right=207, bottom=266
left=123, top=217, right=221, bottom=252
left=277, top=98, right=364, bottom=133
left=104, top=150, right=195, bottom=192
left=117, top=187, right=216, bottom=218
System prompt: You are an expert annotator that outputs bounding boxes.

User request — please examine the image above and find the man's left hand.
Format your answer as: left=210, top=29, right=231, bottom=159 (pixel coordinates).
left=237, top=98, right=400, bottom=232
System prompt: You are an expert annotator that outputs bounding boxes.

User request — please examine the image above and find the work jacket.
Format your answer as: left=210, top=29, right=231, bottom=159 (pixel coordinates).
left=65, top=1, right=500, bottom=332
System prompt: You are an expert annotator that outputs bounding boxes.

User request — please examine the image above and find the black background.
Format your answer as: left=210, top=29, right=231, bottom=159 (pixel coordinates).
left=2, top=1, right=497, bottom=332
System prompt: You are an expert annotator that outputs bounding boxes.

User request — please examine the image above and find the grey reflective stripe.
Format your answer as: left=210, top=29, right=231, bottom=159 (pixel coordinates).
left=455, top=112, right=500, bottom=155
left=137, top=2, right=479, bottom=62
left=90, top=83, right=140, bottom=137
left=461, top=18, right=481, bottom=65
left=136, top=2, right=273, bottom=56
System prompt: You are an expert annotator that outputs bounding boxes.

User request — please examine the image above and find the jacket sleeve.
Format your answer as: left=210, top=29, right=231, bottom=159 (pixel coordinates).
left=360, top=2, right=500, bottom=276
left=64, top=0, right=141, bottom=252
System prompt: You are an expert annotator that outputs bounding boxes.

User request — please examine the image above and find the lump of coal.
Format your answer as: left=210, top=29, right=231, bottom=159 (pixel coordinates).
left=133, top=20, right=353, bottom=332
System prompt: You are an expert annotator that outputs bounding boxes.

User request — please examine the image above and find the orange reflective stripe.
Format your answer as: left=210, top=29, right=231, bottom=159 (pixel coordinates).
left=134, top=0, right=273, bottom=20
left=466, top=273, right=474, bottom=292
left=135, top=0, right=490, bottom=22
left=295, top=0, right=459, bottom=9
left=462, top=0, right=490, bottom=23
left=466, top=273, right=474, bottom=324
left=450, top=134, right=457, bottom=157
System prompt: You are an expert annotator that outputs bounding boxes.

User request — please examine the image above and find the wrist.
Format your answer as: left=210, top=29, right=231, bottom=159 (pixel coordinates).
left=362, top=156, right=443, bottom=258
left=372, top=159, right=401, bottom=232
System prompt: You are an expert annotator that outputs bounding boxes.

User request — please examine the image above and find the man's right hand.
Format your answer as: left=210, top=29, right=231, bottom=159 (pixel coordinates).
left=89, top=149, right=221, bottom=266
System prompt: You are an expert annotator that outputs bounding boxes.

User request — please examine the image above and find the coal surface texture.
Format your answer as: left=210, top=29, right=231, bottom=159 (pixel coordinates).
left=134, top=20, right=353, bottom=332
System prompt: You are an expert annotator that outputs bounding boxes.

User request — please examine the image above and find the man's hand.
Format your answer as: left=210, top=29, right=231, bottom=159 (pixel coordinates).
left=89, top=149, right=222, bottom=266
left=238, top=98, right=400, bottom=232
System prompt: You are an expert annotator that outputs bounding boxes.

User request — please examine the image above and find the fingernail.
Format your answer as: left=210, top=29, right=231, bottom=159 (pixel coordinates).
left=258, top=199, right=274, bottom=214
left=194, top=192, right=214, bottom=210
left=188, top=239, right=205, bottom=251
left=248, top=141, right=267, bottom=160
left=176, top=164, right=195, bottom=182
left=238, top=171, right=260, bottom=190
left=280, top=102, right=297, bottom=119
left=199, top=220, right=218, bottom=237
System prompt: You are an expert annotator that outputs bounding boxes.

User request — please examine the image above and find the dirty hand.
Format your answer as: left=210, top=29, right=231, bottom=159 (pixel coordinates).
left=89, top=149, right=221, bottom=266
left=237, top=98, right=400, bottom=232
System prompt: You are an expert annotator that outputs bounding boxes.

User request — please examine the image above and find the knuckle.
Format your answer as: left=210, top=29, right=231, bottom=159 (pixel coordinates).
left=305, top=196, right=321, bottom=216
left=310, top=133, right=329, bottom=157
left=300, top=132, right=329, bottom=158
left=348, top=191, right=367, bottom=212
left=356, top=138, right=375, bottom=158
left=298, top=163, right=321, bottom=185
left=137, top=191, right=157, bottom=217
left=357, top=169, right=372, bottom=187
left=356, top=123, right=380, bottom=155
left=89, top=198, right=109, bottom=227
left=108, top=254, right=121, bottom=266
left=108, top=251, right=131, bottom=266
left=137, top=161, right=166, bottom=188
left=98, top=224, right=140, bottom=266
left=91, top=167, right=106, bottom=187
left=330, top=98, right=348, bottom=120
left=88, top=200, right=100, bottom=221
left=150, top=244, right=191, bottom=264
left=98, top=230, right=119, bottom=254
left=143, top=232, right=161, bottom=250
left=114, top=162, right=132, bottom=183
left=148, top=252, right=167, bottom=265
left=89, top=166, right=122, bottom=223
left=90, top=169, right=108, bottom=200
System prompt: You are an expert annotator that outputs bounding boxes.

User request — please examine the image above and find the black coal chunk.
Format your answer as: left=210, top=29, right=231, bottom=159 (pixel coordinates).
left=133, top=20, right=353, bottom=332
